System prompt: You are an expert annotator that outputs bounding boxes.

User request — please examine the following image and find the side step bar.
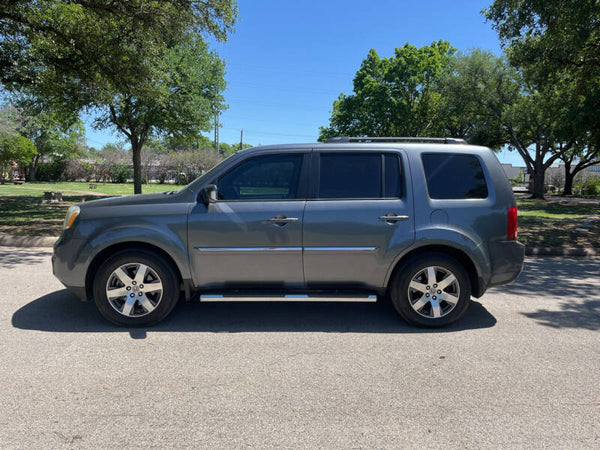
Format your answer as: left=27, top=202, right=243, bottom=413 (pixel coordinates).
left=200, top=294, right=378, bottom=303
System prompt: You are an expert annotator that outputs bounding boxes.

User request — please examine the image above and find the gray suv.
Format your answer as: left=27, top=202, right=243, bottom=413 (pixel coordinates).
left=52, top=137, right=525, bottom=327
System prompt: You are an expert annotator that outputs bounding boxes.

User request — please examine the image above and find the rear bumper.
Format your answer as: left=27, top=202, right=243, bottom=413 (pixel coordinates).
left=487, top=241, right=525, bottom=288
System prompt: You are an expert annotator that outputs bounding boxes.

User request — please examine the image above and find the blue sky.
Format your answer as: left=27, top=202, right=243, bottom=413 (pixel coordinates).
left=85, top=0, right=524, bottom=166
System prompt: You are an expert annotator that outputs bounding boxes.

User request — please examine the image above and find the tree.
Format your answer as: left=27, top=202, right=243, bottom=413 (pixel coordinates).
left=94, top=32, right=226, bottom=193
left=1, top=1, right=237, bottom=193
left=558, top=143, right=600, bottom=195
left=95, top=143, right=130, bottom=183
left=436, top=50, right=516, bottom=147
left=319, top=41, right=455, bottom=140
left=16, top=105, right=86, bottom=181
left=0, top=1, right=237, bottom=110
left=1, top=102, right=83, bottom=180
left=436, top=50, right=570, bottom=198
left=484, top=1, right=600, bottom=88
left=0, top=134, right=36, bottom=175
left=485, top=0, right=600, bottom=190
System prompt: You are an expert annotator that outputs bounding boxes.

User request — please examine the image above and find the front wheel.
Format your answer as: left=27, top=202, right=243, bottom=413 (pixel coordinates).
left=93, top=249, right=180, bottom=326
left=390, top=253, right=471, bottom=327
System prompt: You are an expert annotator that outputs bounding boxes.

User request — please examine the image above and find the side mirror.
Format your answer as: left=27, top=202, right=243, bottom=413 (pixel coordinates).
left=199, top=184, right=218, bottom=205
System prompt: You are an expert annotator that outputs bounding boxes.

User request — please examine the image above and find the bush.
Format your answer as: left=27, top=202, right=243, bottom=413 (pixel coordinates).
left=108, top=164, right=132, bottom=183
left=582, top=176, right=600, bottom=196
left=36, top=160, right=68, bottom=181
left=63, top=159, right=89, bottom=181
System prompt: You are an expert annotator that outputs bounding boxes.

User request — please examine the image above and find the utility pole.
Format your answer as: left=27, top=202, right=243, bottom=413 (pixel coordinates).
left=214, top=113, right=220, bottom=153
left=239, top=129, right=243, bottom=151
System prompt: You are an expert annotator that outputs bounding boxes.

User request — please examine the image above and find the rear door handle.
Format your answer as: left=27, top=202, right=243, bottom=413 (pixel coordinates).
left=378, top=213, right=409, bottom=223
left=268, top=215, right=299, bottom=226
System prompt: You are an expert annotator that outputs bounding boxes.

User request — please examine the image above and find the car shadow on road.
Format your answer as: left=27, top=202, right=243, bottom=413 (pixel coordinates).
left=491, top=257, right=600, bottom=331
left=12, top=289, right=496, bottom=337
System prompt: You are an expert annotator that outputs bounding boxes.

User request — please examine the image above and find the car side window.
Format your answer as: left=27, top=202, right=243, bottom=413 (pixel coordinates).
left=319, top=153, right=381, bottom=199
left=422, top=153, right=488, bottom=199
left=216, top=154, right=303, bottom=201
left=318, top=152, right=402, bottom=199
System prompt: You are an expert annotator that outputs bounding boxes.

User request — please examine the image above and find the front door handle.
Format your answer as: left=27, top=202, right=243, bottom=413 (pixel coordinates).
left=378, top=213, right=409, bottom=223
left=268, top=215, right=299, bottom=226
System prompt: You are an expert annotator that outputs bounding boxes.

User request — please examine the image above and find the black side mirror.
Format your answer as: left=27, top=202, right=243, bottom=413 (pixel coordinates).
left=199, top=184, right=218, bottom=205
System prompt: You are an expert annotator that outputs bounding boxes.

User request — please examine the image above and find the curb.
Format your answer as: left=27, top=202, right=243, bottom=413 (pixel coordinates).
left=0, top=233, right=598, bottom=257
left=525, top=246, right=598, bottom=257
left=0, top=233, right=57, bottom=248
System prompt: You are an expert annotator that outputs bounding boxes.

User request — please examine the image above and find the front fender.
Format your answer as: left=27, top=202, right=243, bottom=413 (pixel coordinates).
left=55, top=201, right=191, bottom=290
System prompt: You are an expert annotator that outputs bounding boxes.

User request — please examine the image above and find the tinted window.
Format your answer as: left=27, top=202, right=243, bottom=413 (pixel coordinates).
left=217, top=154, right=303, bottom=200
left=422, top=153, right=488, bottom=199
left=319, top=153, right=381, bottom=199
left=385, top=154, right=402, bottom=198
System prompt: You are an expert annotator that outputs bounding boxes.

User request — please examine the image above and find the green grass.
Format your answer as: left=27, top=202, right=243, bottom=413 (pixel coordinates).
left=0, top=181, right=179, bottom=197
left=0, top=195, right=80, bottom=236
left=516, top=199, right=594, bottom=219
left=516, top=198, right=599, bottom=248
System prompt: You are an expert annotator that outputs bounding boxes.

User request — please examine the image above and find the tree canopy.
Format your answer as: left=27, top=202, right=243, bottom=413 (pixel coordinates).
left=0, top=1, right=237, bottom=193
left=319, top=41, right=455, bottom=140
left=484, top=0, right=600, bottom=196
left=0, top=1, right=237, bottom=110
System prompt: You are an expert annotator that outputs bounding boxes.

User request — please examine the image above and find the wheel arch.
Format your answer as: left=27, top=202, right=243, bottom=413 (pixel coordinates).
left=85, top=242, right=186, bottom=301
left=385, top=244, right=485, bottom=298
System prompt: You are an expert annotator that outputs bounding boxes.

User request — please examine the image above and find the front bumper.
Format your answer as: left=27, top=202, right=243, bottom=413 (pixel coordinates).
left=52, top=234, right=88, bottom=301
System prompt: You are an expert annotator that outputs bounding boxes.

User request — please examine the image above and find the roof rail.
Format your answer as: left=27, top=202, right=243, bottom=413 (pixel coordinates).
left=325, top=136, right=468, bottom=145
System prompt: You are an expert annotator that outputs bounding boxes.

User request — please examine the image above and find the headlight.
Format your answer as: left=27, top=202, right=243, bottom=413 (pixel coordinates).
left=63, top=205, right=80, bottom=230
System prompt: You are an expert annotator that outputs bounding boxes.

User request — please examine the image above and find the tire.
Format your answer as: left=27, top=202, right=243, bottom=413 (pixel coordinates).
left=93, top=249, right=180, bottom=326
left=390, top=252, right=471, bottom=327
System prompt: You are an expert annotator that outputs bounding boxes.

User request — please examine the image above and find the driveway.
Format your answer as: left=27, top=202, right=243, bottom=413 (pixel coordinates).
left=1, top=248, right=598, bottom=448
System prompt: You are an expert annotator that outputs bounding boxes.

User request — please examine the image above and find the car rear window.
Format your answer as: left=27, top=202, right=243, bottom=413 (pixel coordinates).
left=422, top=153, right=488, bottom=199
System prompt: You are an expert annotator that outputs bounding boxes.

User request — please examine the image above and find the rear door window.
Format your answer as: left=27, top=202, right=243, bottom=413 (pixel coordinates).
left=317, top=153, right=402, bottom=199
left=422, top=153, right=488, bottom=199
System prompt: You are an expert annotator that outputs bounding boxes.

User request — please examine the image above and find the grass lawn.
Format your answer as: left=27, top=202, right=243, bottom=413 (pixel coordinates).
left=0, top=181, right=179, bottom=197
left=517, top=198, right=600, bottom=248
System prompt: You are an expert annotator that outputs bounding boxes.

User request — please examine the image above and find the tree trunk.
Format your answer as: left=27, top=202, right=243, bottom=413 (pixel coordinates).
left=29, top=154, right=40, bottom=182
left=563, top=162, right=574, bottom=196
left=131, top=138, right=142, bottom=194
left=530, top=167, right=545, bottom=199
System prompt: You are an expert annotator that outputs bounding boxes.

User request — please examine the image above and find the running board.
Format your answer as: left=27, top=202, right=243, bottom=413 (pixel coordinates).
left=200, top=294, right=378, bottom=303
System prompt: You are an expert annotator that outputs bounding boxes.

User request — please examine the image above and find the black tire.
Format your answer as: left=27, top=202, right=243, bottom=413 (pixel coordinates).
left=93, top=249, right=180, bottom=326
left=390, top=252, right=471, bottom=327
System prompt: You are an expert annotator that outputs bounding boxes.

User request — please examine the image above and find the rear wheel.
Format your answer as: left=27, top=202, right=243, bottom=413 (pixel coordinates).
left=93, top=249, right=180, bottom=326
left=390, top=252, right=471, bottom=327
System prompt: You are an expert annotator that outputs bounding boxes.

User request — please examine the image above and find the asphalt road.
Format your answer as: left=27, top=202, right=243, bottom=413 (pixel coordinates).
left=0, top=248, right=598, bottom=449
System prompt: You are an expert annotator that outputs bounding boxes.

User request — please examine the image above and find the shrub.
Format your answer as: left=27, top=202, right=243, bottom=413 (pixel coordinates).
left=63, top=159, right=89, bottom=181
left=108, top=164, right=132, bottom=183
left=36, top=160, right=68, bottom=181
left=582, top=176, right=600, bottom=196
